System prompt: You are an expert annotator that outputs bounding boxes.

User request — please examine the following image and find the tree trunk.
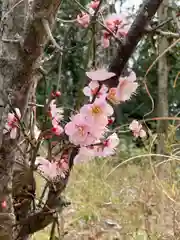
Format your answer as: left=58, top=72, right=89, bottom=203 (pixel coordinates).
left=156, top=0, right=169, bottom=230
left=156, top=0, right=169, bottom=156
left=0, top=1, right=26, bottom=239
left=0, top=0, right=61, bottom=239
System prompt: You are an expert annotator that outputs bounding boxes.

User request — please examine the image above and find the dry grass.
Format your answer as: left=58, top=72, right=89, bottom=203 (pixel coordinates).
left=32, top=127, right=180, bottom=239
left=33, top=151, right=180, bottom=239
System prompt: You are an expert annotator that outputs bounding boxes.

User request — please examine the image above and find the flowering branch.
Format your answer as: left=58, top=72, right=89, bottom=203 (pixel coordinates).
left=106, top=0, right=164, bottom=88
left=0, top=0, right=166, bottom=239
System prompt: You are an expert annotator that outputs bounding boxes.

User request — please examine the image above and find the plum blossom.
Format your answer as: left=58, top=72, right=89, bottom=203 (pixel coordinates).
left=80, top=96, right=113, bottom=125
left=95, top=133, right=120, bottom=157
left=102, top=13, right=129, bottom=48
left=3, top=108, right=21, bottom=139
left=89, top=0, right=100, bottom=10
left=1, top=200, right=7, bottom=209
left=129, top=120, right=146, bottom=138
left=49, top=100, right=57, bottom=118
left=83, top=81, right=108, bottom=101
left=49, top=100, right=63, bottom=119
left=52, top=122, right=64, bottom=136
left=77, top=12, right=90, bottom=28
left=49, top=100, right=64, bottom=136
left=35, top=157, right=68, bottom=180
left=86, top=69, right=116, bottom=81
left=115, top=71, right=138, bottom=102
left=65, top=113, right=104, bottom=146
left=107, top=88, right=120, bottom=104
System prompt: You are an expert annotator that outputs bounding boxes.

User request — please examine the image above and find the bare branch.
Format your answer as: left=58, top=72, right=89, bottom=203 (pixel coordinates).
left=42, top=19, right=62, bottom=51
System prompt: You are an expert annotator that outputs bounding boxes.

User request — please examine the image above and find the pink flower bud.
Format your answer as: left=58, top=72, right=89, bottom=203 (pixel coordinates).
left=1, top=200, right=7, bottom=208
left=55, top=91, right=61, bottom=97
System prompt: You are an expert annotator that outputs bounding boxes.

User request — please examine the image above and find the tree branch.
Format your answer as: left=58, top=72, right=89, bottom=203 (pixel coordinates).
left=105, top=0, right=164, bottom=88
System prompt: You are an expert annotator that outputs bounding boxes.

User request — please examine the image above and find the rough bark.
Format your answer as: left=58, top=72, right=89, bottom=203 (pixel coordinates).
left=156, top=0, right=169, bottom=155
left=0, top=1, right=26, bottom=239
left=0, top=0, right=61, bottom=239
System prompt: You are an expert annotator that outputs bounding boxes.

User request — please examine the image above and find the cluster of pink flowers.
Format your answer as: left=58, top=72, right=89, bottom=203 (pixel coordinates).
left=102, top=14, right=130, bottom=48
left=3, top=69, right=146, bottom=180
left=129, top=120, right=146, bottom=138
left=76, top=1, right=100, bottom=28
left=35, top=156, right=69, bottom=181
left=76, top=1, right=129, bottom=48
left=64, top=68, right=145, bottom=163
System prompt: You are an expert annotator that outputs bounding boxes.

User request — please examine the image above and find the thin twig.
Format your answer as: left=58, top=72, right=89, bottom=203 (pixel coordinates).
left=42, top=19, right=62, bottom=51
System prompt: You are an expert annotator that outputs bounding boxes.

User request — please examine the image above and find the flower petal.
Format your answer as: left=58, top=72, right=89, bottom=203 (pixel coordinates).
left=10, top=127, right=17, bottom=139
left=86, top=69, right=116, bottom=81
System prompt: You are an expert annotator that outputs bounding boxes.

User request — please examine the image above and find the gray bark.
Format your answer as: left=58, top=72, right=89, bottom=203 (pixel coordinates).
left=156, top=0, right=169, bottom=155
left=0, top=1, right=26, bottom=239
left=0, top=0, right=61, bottom=239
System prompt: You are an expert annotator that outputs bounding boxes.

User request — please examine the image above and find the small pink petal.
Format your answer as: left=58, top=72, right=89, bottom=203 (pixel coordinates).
left=89, top=80, right=99, bottom=89
left=52, top=125, right=64, bottom=136
left=86, top=69, right=116, bottom=81
left=77, top=12, right=90, bottom=28
left=140, top=129, right=146, bottom=138
left=83, top=86, right=92, bottom=97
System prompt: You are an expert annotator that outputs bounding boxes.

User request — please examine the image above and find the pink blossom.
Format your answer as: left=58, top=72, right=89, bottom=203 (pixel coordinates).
left=52, top=125, right=64, bottom=136
left=49, top=99, right=63, bottom=120
left=107, top=88, right=121, bottom=104
left=49, top=100, right=64, bottom=136
left=80, top=96, right=113, bottom=125
left=65, top=113, right=103, bottom=146
left=1, top=200, right=7, bottom=209
left=129, top=120, right=146, bottom=138
left=116, top=71, right=138, bottom=102
left=49, top=100, right=57, bottom=118
left=86, top=69, right=116, bottom=81
left=89, top=0, right=100, bottom=9
left=102, top=13, right=129, bottom=48
left=105, top=13, right=128, bottom=33
left=77, top=12, right=90, bottom=28
left=83, top=81, right=108, bottom=101
left=35, top=157, right=68, bottom=180
left=95, top=133, right=120, bottom=157
left=3, top=108, right=21, bottom=139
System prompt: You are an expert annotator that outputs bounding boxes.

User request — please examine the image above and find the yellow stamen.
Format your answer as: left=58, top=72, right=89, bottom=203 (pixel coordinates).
left=78, top=126, right=85, bottom=136
left=91, top=105, right=102, bottom=115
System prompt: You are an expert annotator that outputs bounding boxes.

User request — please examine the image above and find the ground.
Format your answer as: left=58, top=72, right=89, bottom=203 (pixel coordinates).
left=32, top=143, right=180, bottom=239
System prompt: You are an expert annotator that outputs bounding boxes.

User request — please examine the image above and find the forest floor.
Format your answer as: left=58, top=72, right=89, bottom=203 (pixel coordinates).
left=33, top=151, right=180, bottom=240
